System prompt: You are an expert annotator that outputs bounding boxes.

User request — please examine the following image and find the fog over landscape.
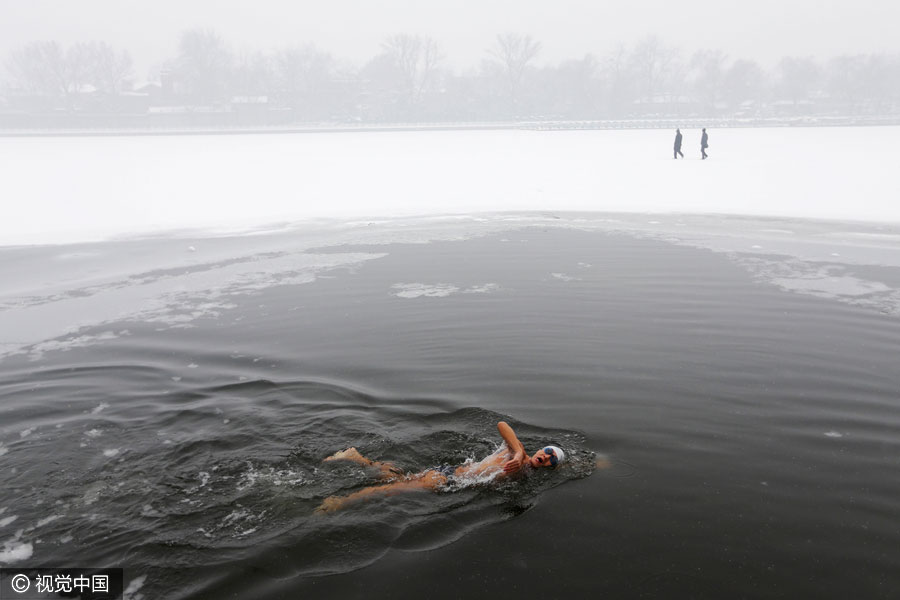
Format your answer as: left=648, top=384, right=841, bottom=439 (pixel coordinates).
left=2, top=1, right=900, bottom=127
left=2, top=5, right=900, bottom=600
left=4, top=0, right=899, bottom=72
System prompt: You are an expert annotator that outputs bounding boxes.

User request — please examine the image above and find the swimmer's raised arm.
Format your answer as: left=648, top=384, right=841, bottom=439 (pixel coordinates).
left=497, top=421, right=527, bottom=473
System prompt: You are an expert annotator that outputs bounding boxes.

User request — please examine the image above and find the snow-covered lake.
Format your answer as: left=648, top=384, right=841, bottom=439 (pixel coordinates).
left=2, top=126, right=899, bottom=246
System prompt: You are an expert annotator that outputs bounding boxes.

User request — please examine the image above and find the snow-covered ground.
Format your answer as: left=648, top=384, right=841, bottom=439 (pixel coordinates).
left=2, top=126, right=899, bottom=246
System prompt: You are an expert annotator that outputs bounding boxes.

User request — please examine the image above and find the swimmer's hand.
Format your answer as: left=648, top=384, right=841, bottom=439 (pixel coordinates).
left=503, top=450, right=526, bottom=474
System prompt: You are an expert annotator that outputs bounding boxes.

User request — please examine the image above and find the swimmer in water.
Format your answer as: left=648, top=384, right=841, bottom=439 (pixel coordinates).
left=315, top=421, right=565, bottom=514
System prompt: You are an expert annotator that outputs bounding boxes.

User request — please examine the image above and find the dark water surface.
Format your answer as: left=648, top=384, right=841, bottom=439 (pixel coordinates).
left=1, top=219, right=899, bottom=599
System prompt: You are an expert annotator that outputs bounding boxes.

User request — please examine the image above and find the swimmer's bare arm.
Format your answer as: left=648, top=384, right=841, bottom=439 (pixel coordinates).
left=497, top=421, right=528, bottom=474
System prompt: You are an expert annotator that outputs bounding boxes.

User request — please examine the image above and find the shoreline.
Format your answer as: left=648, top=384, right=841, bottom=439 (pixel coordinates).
left=2, top=115, right=899, bottom=138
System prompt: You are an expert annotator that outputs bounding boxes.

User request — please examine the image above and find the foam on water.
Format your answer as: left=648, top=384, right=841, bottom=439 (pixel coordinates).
left=391, top=282, right=500, bottom=298
left=0, top=527, right=32, bottom=565
left=0, top=541, right=32, bottom=564
left=551, top=272, right=580, bottom=282
left=33, top=515, right=62, bottom=529
left=0, top=516, right=18, bottom=527
left=392, top=283, right=459, bottom=298
left=122, top=574, right=147, bottom=600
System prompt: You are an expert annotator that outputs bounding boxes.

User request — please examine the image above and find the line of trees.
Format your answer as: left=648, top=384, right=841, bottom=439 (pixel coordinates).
left=3, top=29, right=900, bottom=123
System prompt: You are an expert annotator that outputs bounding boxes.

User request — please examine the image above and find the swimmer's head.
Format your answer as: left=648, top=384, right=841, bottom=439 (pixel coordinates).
left=530, top=445, right=565, bottom=469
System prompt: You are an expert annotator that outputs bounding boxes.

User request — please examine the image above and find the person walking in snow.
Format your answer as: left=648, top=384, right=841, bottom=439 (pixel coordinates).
left=701, top=128, right=709, bottom=160
left=673, top=129, right=684, bottom=159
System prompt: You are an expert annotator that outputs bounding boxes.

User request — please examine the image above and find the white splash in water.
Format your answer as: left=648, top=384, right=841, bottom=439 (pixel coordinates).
left=123, top=574, right=147, bottom=600
left=140, top=505, right=163, bottom=518
left=0, top=527, right=32, bottom=564
left=34, top=515, right=62, bottom=528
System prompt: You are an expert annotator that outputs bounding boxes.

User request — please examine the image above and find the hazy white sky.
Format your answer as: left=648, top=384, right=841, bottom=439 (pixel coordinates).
left=2, top=0, right=898, bottom=78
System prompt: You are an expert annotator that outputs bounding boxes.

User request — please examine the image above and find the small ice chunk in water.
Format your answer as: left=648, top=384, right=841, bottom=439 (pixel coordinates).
left=103, top=449, right=120, bottom=457
left=188, top=246, right=197, bottom=252
left=187, top=363, right=198, bottom=369
left=123, top=574, right=147, bottom=600
left=824, top=431, right=843, bottom=438
left=0, top=515, right=18, bottom=527
left=0, top=540, right=33, bottom=564
left=35, top=515, right=61, bottom=528
left=91, top=403, right=109, bottom=414
left=20, top=428, right=34, bottom=438
left=392, top=283, right=459, bottom=298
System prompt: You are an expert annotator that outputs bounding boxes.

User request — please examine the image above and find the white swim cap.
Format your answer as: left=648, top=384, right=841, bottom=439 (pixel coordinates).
left=545, top=445, right=566, bottom=466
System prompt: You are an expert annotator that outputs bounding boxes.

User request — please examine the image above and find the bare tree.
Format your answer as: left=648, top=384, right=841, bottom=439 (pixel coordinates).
left=828, top=53, right=897, bottom=114
left=5, top=41, right=98, bottom=110
left=489, top=33, right=541, bottom=112
left=630, top=36, right=680, bottom=102
left=231, top=49, right=271, bottom=96
left=274, top=45, right=335, bottom=118
left=379, top=34, right=443, bottom=113
left=776, top=56, right=821, bottom=108
left=722, top=59, right=765, bottom=113
left=690, top=49, right=728, bottom=114
left=600, top=43, right=635, bottom=117
left=540, top=54, right=601, bottom=118
left=87, top=41, right=133, bottom=94
left=6, top=41, right=67, bottom=97
left=172, top=29, right=233, bottom=104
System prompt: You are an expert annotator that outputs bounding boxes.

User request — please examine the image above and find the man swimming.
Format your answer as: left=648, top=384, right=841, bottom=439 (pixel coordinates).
left=315, top=421, right=565, bottom=513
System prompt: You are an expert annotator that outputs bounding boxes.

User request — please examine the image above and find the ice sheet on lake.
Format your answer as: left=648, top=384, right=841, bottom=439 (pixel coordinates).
left=3, top=123, right=900, bottom=364
left=2, top=127, right=899, bottom=247
left=0, top=246, right=387, bottom=361
left=2, top=211, right=900, bottom=364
